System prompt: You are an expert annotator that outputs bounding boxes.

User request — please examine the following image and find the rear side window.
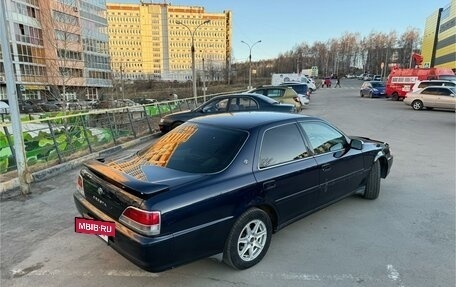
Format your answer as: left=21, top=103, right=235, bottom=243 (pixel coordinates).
left=259, top=124, right=310, bottom=168
left=418, top=82, right=432, bottom=89
left=266, top=89, right=284, bottom=98
left=438, top=88, right=453, bottom=96
left=239, top=97, right=259, bottom=110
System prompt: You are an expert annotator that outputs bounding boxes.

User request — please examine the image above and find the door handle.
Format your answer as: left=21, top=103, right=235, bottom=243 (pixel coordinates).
left=263, top=180, right=276, bottom=191
left=321, top=163, right=331, bottom=172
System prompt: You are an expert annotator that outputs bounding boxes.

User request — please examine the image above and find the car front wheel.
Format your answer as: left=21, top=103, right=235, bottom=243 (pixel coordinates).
left=392, top=92, right=399, bottom=101
left=223, top=208, right=272, bottom=270
left=412, top=100, right=423, bottom=110
left=363, top=160, right=381, bottom=200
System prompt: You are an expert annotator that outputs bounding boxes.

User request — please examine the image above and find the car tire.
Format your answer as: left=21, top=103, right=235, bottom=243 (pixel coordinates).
left=392, top=92, right=399, bottom=101
left=363, top=161, right=381, bottom=200
left=412, top=100, right=423, bottom=110
left=223, top=208, right=272, bottom=270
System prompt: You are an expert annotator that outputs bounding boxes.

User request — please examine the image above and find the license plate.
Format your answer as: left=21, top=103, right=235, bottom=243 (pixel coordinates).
left=98, top=234, right=109, bottom=243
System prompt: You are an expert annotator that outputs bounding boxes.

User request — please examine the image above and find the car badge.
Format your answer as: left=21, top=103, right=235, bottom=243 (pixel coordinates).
left=97, top=187, right=104, bottom=196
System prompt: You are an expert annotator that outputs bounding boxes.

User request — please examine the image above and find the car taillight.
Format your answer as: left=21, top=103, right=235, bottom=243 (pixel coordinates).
left=119, top=206, right=161, bottom=236
left=77, top=175, right=84, bottom=196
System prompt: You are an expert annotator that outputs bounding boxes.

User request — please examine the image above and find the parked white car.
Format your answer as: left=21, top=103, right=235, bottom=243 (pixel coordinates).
left=0, top=100, right=10, bottom=114
left=411, top=79, right=456, bottom=92
left=302, top=76, right=316, bottom=92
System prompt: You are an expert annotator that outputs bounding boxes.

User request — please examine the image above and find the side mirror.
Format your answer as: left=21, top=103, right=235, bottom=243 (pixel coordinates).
left=350, top=139, right=363, bottom=150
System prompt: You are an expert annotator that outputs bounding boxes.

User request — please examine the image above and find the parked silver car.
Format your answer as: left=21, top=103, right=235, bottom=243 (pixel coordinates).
left=404, top=86, right=456, bottom=111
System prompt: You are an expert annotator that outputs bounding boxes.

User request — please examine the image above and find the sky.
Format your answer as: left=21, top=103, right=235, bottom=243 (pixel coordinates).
left=108, top=0, right=451, bottom=62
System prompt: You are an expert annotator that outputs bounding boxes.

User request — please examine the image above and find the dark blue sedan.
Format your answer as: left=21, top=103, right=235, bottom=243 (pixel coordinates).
left=73, top=112, right=393, bottom=272
left=360, top=81, right=386, bottom=98
left=158, top=93, right=295, bottom=133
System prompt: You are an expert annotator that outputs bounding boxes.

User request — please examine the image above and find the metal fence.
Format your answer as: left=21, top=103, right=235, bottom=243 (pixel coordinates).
left=0, top=97, right=205, bottom=177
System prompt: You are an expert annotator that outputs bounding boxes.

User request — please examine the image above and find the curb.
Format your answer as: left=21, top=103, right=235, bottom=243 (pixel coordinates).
left=0, top=133, right=160, bottom=194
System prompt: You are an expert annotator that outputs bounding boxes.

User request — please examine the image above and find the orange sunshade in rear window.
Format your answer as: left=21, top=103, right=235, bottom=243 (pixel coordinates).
left=108, top=124, right=197, bottom=180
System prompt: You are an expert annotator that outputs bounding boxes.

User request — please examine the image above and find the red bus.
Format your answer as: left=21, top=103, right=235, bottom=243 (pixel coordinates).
left=386, top=67, right=455, bottom=100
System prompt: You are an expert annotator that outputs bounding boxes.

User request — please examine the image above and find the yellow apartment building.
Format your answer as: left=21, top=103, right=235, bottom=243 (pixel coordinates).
left=422, top=0, right=456, bottom=71
left=106, top=2, right=232, bottom=82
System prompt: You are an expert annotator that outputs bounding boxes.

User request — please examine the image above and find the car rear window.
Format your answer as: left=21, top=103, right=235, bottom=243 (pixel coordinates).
left=286, top=85, right=308, bottom=94
left=137, top=123, right=248, bottom=173
left=371, top=82, right=385, bottom=88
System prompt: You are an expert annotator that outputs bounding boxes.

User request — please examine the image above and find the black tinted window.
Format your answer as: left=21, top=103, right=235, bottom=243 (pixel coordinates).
left=265, top=89, right=284, bottom=98
left=286, top=85, right=307, bottom=94
left=239, top=97, right=259, bottom=110
left=439, top=88, right=452, bottom=96
left=422, top=88, right=440, bottom=95
left=202, top=98, right=229, bottom=113
left=138, top=123, right=248, bottom=173
left=300, top=122, right=347, bottom=155
left=259, top=124, right=309, bottom=168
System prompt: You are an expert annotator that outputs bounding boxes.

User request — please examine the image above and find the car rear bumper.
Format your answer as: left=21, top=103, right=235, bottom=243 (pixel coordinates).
left=73, top=192, right=174, bottom=272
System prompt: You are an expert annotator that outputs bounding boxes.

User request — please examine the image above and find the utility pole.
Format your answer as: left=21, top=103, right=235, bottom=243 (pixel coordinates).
left=241, top=40, right=262, bottom=90
left=202, top=57, right=207, bottom=102
left=0, top=1, right=30, bottom=195
left=120, top=64, right=125, bottom=100
left=176, top=19, right=211, bottom=104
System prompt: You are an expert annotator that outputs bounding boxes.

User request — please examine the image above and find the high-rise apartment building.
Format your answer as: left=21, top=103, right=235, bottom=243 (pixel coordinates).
left=0, top=0, right=111, bottom=102
left=422, top=0, right=456, bottom=71
left=106, top=2, right=232, bottom=82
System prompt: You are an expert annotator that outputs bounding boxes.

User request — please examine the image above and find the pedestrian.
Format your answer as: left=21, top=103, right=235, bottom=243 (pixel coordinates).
left=335, top=76, right=341, bottom=88
left=325, top=77, right=331, bottom=88
left=321, top=78, right=325, bottom=88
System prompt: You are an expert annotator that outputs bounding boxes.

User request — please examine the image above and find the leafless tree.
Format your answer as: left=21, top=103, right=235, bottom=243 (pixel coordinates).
left=397, top=27, right=421, bottom=68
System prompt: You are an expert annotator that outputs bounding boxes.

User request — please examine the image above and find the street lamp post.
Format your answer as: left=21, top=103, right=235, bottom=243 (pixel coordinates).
left=176, top=19, right=210, bottom=104
left=241, top=40, right=261, bottom=90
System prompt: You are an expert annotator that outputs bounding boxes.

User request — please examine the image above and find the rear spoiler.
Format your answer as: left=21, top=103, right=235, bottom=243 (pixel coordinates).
left=83, top=159, right=169, bottom=198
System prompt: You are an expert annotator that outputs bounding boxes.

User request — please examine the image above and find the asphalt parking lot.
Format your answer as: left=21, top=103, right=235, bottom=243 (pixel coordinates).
left=1, top=79, right=455, bottom=287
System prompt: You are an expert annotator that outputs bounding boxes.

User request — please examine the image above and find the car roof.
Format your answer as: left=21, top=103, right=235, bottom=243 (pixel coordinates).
left=188, top=111, right=318, bottom=131
left=212, top=92, right=279, bottom=101
left=417, top=79, right=454, bottom=83
left=250, top=85, right=290, bottom=90
left=422, top=85, right=455, bottom=89
left=0, top=101, right=9, bottom=108
left=280, top=82, right=307, bottom=85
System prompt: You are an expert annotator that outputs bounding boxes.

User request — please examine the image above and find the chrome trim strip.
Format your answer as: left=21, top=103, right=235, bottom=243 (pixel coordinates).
left=172, top=216, right=234, bottom=238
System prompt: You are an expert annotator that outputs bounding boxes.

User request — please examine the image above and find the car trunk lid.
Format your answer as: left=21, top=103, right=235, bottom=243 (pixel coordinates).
left=80, top=159, right=202, bottom=220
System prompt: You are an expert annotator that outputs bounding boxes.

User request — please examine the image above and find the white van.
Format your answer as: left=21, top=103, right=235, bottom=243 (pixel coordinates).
left=411, top=80, right=456, bottom=92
